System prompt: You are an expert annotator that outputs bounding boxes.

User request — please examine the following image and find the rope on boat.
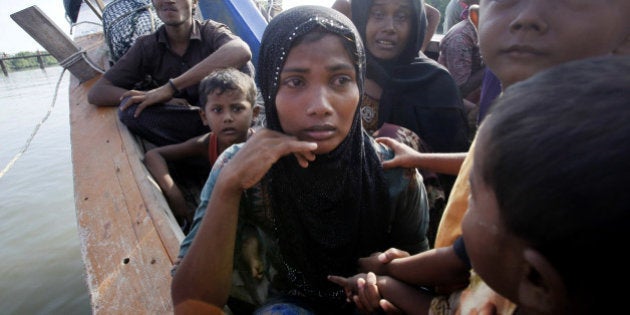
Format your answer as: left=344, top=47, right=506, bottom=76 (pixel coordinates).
left=0, top=68, right=68, bottom=180
left=59, top=49, right=105, bottom=74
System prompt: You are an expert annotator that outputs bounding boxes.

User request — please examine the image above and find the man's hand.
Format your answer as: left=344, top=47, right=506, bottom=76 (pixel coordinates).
left=120, top=84, right=181, bottom=117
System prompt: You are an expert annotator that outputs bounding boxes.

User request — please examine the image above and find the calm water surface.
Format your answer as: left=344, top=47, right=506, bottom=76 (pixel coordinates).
left=0, top=66, right=91, bottom=314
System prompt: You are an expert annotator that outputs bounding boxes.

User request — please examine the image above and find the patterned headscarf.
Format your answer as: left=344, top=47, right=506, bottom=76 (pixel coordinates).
left=257, top=5, right=391, bottom=309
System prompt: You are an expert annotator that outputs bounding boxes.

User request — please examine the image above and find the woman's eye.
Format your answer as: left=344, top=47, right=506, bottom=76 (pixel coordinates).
left=395, top=12, right=408, bottom=22
left=283, top=77, right=304, bottom=88
left=369, top=9, right=384, bottom=19
left=332, top=75, right=353, bottom=88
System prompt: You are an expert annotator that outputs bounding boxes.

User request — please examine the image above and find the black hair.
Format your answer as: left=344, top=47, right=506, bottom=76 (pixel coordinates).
left=478, top=55, right=630, bottom=312
left=198, top=67, right=257, bottom=111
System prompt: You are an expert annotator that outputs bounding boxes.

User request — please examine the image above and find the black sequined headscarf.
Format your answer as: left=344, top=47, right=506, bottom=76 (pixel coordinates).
left=257, top=5, right=391, bottom=309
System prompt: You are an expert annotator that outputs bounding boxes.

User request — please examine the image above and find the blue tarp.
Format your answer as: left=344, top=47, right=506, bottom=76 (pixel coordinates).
left=198, top=0, right=267, bottom=66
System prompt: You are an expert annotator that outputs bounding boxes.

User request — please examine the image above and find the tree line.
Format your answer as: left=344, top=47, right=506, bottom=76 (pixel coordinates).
left=0, top=51, right=58, bottom=72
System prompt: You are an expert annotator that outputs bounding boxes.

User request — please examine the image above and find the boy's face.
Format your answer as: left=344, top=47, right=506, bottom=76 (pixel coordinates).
left=478, top=0, right=630, bottom=88
left=462, top=132, right=526, bottom=304
left=365, top=0, right=412, bottom=60
left=202, top=90, right=255, bottom=147
left=275, top=33, right=359, bottom=155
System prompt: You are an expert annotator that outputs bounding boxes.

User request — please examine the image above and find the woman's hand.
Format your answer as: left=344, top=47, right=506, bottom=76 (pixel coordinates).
left=219, top=128, right=318, bottom=191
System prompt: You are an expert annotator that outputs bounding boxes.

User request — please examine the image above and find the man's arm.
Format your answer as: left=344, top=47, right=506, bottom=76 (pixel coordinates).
left=90, top=37, right=251, bottom=112
left=169, top=38, right=251, bottom=93
left=122, top=39, right=252, bottom=117
left=87, top=76, right=130, bottom=106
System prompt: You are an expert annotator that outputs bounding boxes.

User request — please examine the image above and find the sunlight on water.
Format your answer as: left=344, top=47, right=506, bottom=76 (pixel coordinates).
left=0, top=66, right=91, bottom=314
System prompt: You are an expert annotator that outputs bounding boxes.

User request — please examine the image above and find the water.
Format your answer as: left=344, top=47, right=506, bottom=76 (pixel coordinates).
left=0, top=66, right=91, bottom=314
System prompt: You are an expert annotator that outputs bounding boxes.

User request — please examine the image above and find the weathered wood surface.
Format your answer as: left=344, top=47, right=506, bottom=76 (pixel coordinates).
left=70, top=33, right=184, bottom=314
left=11, top=5, right=102, bottom=82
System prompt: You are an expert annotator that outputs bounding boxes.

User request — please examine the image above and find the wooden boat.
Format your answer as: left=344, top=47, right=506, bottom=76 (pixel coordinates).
left=14, top=0, right=267, bottom=313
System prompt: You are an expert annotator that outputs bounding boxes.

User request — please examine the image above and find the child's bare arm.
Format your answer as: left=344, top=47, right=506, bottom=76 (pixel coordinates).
left=144, top=148, right=189, bottom=221
left=144, top=135, right=208, bottom=222
left=376, top=137, right=466, bottom=175
left=358, top=245, right=470, bottom=292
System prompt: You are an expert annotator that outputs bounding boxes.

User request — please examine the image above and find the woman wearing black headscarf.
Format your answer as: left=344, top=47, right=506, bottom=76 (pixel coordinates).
left=172, top=5, right=429, bottom=314
left=349, top=0, right=470, bottom=245
left=351, top=0, right=470, bottom=155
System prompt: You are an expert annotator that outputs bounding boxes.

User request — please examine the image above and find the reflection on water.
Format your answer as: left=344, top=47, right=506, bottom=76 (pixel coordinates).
left=0, top=66, right=91, bottom=314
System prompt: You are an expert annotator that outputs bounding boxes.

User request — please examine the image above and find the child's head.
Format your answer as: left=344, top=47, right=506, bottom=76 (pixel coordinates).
left=351, top=0, right=426, bottom=63
left=198, top=68, right=259, bottom=145
left=478, top=0, right=630, bottom=88
left=257, top=5, right=365, bottom=155
left=463, top=56, right=630, bottom=314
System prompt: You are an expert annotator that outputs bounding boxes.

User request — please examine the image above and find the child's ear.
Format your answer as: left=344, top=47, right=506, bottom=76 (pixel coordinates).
left=199, top=109, right=209, bottom=127
left=250, top=105, right=262, bottom=126
left=253, top=105, right=262, bottom=119
left=517, top=248, right=566, bottom=314
left=613, top=34, right=630, bottom=55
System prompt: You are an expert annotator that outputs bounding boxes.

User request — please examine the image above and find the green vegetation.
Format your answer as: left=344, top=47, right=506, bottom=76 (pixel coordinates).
left=0, top=51, right=58, bottom=72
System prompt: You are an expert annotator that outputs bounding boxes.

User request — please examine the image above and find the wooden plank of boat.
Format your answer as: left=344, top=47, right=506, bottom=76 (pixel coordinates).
left=9, top=3, right=181, bottom=312
left=10, top=5, right=102, bottom=83
left=69, top=32, right=184, bottom=313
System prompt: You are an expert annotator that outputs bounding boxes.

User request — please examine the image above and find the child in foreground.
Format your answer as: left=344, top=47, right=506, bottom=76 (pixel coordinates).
left=331, top=55, right=630, bottom=314
left=144, top=68, right=259, bottom=230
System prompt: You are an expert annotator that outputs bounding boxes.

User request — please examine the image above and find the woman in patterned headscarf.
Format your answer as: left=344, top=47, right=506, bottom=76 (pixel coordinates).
left=172, top=5, right=429, bottom=314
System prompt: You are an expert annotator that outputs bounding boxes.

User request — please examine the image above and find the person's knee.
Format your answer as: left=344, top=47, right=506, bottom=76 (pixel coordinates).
left=117, top=97, right=137, bottom=126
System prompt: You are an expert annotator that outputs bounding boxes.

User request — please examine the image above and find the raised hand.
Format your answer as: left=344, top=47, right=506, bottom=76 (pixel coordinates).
left=219, top=128, right=318, bottom=191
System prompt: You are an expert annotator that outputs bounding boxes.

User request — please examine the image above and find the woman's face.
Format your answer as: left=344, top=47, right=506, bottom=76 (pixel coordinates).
left=365, top=0, right=413, bottom=60
left=275, top=33, right=360, bottom=155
